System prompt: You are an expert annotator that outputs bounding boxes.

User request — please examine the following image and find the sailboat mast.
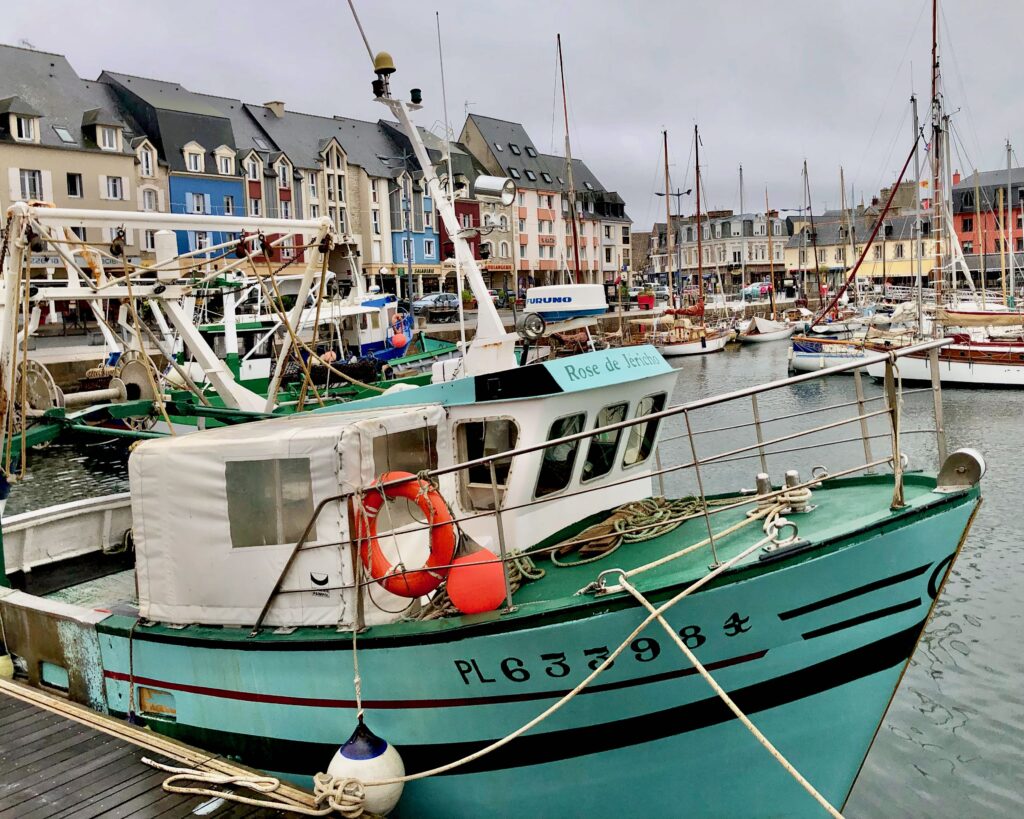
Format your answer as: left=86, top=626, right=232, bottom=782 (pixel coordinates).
left=930, top=0, right=943, bottom=316
left=739, top=163, right=746, bottom=289
left=663, top=131, right=675, bottom=306
left=912, top=94, right=925, bottom=325
left=765, top=186, right=776, bottom=320
left=694, top=124, right=705, bottom=303
left=1008, top=139, right=1015, bottom=305
left=805, top=162, right=823, bottom=309
left=557, top=34, right=582, bottom=285
left=840, top=165, right=850, bottom=301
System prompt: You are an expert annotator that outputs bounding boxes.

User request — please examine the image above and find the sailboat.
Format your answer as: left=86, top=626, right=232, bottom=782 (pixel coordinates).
left=0, top=14, right=986, bottom=819
left=646, top=126, right=730, bottom=356
left=864, top=0, right=1024, bottom=387
left=739, top=189, right=799, bottom=343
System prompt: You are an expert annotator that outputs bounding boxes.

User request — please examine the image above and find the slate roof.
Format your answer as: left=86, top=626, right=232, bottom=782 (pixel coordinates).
left=952, top=168, right=1024, bottom=214
left=784, top=213, right=924, bottom=248
left=0, top=45, right=134, bottom=153
left=100, top=71, right=235, bottom=173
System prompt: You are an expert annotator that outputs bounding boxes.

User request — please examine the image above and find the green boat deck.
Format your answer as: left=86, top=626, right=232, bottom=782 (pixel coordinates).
left=96, top=473, right=969, bottom=645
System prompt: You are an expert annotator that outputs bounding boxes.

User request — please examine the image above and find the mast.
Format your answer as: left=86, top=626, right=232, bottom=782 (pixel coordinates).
left=694, top=123, right=705, bottom=305
left=805, top=161, right=824, bottom=310
left=930, top=0, right=943, bottom=321
left=765, top=186, right=776, bottom=320
left=739, top=163, right=746, bottom=289
left=912, top=94, right=924, bottom=327
left=663, top=130, right=674, bottom=305
left=974, top=168, right=983, bottom=306
left=557, top=34, right=582, bottom=285
left=1008, top=139, right=1015, bottom=306
left=840, top=166, right=849, bottom=301
left=999, top=187, right=1007, bottom=304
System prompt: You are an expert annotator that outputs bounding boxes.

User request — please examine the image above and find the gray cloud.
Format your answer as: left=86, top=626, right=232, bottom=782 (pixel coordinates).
left=2, top=1, right=1018, bottom=229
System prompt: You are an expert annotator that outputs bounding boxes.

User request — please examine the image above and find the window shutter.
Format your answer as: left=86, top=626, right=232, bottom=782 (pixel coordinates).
left=41, top=171, right=53, bottom=203
left=157, top=189, right=166, bottom=211
left=204, top=194, right=212, bottom=214
left=99, top=175, right=108, bottom=200
left=185, top=192, right=194, bottom=213
left=8, top=168, right=20, bottom=202
left=121, top=177, right=129, bottom=200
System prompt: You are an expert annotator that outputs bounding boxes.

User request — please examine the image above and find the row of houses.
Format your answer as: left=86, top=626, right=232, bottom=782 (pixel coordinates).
left=0, top=43, right=631, bottom=297
left=640, top=173, right=1024, bottom=295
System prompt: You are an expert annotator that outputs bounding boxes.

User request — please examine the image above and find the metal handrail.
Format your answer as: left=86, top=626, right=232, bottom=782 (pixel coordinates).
left=247, top=338, right=949, bottom=632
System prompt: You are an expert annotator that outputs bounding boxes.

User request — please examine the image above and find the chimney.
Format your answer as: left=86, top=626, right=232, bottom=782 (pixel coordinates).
left=953, top=170, right=961, bottom=185
left=265, top=101, right=285, bottom=118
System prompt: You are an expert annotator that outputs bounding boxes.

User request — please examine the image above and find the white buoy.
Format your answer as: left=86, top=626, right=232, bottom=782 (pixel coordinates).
left=326, top=720, right=405, bottom=816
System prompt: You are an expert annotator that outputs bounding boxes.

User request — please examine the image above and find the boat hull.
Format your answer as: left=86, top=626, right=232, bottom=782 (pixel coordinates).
left=788, top=337, right=870, bottom=374
left=865, top=344, right=1024, bottom=386
left=657, top=332, right=730, bottom=356
left=95, top=483, right=979, bottom=818
left=739, top=326, right=797, bottom=343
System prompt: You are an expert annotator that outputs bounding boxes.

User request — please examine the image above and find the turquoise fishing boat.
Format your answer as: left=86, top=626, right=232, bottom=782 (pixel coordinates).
left=0, top=334, right=983, bottom=817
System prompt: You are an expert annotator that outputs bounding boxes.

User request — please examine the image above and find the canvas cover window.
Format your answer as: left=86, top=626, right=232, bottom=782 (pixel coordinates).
left=226, top=458, right=314, bottom=547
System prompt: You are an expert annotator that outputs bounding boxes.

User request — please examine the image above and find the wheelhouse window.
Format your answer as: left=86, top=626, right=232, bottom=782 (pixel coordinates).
left=226, top=458, right=314, bottom=548
left=622, top=394, right=666, bottom=468
left=456, top=419, right=519, bottom=510
left=582, top=403, right=628, bottom=482
left=536, top=413, right=586, bottom=498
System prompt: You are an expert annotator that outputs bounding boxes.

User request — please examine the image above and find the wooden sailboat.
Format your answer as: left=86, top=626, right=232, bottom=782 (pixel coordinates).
left=739, top=189, right=798, bottom=343
left=652, top=125, right=729, bottom=356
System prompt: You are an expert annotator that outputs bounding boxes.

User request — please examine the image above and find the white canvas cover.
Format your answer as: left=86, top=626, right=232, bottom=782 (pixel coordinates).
left=750, top=316, right=789, bottom=334
left=130, top=404, right=451, bottom=627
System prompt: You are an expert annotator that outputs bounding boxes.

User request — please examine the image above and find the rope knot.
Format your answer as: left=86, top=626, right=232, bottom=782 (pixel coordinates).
left=313, top=773, right=367, bottom=818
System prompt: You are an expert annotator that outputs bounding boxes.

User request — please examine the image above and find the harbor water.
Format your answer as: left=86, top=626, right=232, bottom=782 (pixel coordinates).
left=9, top=341, right=1021, bottom=817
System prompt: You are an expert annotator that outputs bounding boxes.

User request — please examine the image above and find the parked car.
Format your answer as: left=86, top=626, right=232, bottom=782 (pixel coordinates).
left=627, top=285, right=644, bottom=303
left=412, top=292, right=460, bottom=321
left=652, top=285, right=670, bottom=301
left=741, top=281, right=773, bottom=301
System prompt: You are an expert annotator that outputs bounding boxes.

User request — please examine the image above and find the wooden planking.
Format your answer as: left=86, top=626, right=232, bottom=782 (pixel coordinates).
left=0, top=690, right=287, bottom=818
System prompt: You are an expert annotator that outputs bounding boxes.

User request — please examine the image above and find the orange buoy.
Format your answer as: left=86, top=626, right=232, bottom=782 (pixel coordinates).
left=357, top=471, right=456, bottom=598
left=447, top=549, right=506, bottom=614
left=390, top=332, right=407, bottom=348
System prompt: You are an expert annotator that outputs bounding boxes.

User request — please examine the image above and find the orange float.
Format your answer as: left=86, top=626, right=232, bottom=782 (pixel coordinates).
left=357, top=471, right=456, bottom=597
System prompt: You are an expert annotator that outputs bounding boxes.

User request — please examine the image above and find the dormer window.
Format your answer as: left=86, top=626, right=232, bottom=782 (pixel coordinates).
left=219, top=156, right=233, bottom=175
left=140, top=147, right=154, bottom=177
left=98, top=126, right=119, bottom=151
left=187, top=152, right=203, bottom=172
left=247, top=158, right=260, bottom=181
left=14, top=115, right=36, bottom=142
left=509, top=144, right=521, bottom=155
left=277, top=163, right=290, bottom=188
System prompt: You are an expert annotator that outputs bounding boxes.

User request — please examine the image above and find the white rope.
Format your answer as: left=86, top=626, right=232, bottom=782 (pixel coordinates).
left=617, top=574, right=844, bottom=819
left=142, top=757, right=360, bottom=816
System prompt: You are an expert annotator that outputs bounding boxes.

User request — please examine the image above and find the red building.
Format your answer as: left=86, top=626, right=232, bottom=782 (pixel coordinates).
left=952, top=168, right=1024, bottom=285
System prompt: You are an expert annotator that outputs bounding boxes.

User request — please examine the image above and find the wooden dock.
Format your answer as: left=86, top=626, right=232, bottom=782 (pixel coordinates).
left=0, top=680, right=309, bottom=818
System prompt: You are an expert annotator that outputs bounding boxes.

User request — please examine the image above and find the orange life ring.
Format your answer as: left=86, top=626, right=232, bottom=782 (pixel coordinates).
left=356, top=471, right=456, bottom=597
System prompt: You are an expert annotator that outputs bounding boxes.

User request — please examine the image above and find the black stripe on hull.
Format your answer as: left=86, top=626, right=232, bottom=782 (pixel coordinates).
left=130, top=617, right=926, bottom=777
left=778, top=563, right=931, bottom=620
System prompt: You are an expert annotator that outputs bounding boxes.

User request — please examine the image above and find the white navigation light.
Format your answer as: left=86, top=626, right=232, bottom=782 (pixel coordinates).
left=474, top=175, right=517, bottom=206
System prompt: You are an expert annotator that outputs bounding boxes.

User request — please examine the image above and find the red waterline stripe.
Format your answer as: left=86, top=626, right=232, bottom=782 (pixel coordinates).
left=103, top=649, right=767, bottom=710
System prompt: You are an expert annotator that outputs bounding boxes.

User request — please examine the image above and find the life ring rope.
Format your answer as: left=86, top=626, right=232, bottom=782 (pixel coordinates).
left=355, top=471, right=456, bottom=598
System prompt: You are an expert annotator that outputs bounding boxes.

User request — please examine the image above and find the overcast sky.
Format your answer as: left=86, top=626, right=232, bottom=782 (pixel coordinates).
left=4, top=1, right=1022, bottom=230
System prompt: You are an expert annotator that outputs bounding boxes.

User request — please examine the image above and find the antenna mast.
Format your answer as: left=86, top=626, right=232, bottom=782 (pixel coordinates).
left=557, top=34, right=582, bottom=285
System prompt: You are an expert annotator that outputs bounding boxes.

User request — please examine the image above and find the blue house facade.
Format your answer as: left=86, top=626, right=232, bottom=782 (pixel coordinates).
left=168, top=172, right=245, bottom=255
left=388, top=174, right=440, bottom=296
